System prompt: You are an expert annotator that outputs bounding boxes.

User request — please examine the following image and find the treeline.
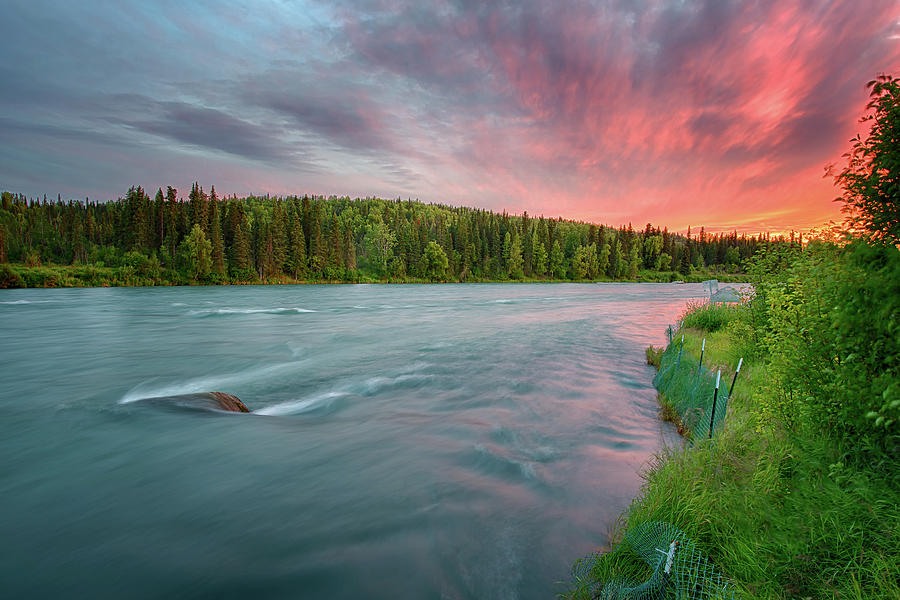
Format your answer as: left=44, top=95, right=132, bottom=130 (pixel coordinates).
left=0, top=186, right=788, bottom=286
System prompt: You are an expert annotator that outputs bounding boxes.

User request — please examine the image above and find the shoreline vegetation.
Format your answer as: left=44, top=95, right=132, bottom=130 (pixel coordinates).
left=0, top=189, right=784, bottom=289
left=564, top=241, right=900, bottom=599
left=0, top=263, right=751, bottom=288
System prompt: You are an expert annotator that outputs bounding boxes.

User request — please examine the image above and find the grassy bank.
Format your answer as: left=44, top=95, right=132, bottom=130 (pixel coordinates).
left=565, top=299, right=900, bottom=599
left=0, top=261, right=748, bottom=288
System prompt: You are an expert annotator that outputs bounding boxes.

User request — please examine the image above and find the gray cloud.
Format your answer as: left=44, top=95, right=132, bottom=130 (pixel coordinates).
left=120, top=101, right=304, bottom=164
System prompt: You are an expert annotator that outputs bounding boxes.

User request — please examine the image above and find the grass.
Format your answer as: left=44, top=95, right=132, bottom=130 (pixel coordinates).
left=645, top=345, right=664, bottom=367
left=678, top=299, right=744, bottom=332
left=563, top=306, right=900, bottom=600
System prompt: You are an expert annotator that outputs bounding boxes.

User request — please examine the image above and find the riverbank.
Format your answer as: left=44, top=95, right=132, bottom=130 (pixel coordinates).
left=565, top=299, right=900, bottom=598
left=0, top=262, right=748, bottom=288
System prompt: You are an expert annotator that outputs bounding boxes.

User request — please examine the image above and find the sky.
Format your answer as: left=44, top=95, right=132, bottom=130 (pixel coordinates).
left=2, top=0, right=899, bottom=234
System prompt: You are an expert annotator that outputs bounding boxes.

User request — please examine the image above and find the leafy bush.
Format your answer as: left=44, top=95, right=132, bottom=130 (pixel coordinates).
left=0, top=263, right=24, bottom=288
left=748, top=239, right=899, bottom=455
left=72, top=265, right=107, bottom=286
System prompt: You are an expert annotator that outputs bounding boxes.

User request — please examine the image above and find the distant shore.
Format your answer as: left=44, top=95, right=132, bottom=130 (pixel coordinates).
left=0, top=262, right=749, bottom=289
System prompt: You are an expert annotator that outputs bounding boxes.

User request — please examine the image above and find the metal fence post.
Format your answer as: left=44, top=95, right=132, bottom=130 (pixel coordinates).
left=708, top=370, right=721, bottom=439
left=729, top=357, right=743, bottom=396
left=697, top=338, right=706, bottom=375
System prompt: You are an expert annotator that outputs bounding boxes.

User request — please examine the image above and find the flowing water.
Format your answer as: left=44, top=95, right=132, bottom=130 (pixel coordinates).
left=0, top=283, right=713, bottom=599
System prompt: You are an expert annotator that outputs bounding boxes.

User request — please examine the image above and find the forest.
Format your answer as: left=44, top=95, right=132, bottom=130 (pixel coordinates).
left=0, top=187, right=788, bottom=287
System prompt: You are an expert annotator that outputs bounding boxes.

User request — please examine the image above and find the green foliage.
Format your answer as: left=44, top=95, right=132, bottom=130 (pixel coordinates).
left=550, top=240, right=566, bottom=279
left=654, top=252, right=671, bottom=271
left=422, top=241, right=449, bottom=281
left=533, top=237, right=548, bottom=276
left=178, top=224, right=212, bottom=282
left=627, top=242, right=641, bottom=278
left=833, top=74, right=900, bottom=244
left=24, top=249, right=41, bottom=267
left=679, top=243, right=691, bottom=276
left=363, top=216, right=395, bottom=276
left=0, top=263, right=24, bottom=288
left=507, top=233, right=524, bottom=279
left=744, top=240, right=900, bottom=452
left=571, top=244, right=598, bottom=279
left=645, top=345, right=663, bottom=367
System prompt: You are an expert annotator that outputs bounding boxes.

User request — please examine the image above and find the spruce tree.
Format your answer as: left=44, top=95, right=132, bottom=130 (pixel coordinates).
left=550, top=240, right=565, bottom=279
left=679, top=242, right=692, bottom=276
left=209, top=198, right=226, bottom=277
left=232, top=218, right=251, bottom=278
left=343, top=224, right=356, bottom=271
left=289, top=213, right=307, bottom=279
left=507, top=233, right=524, bottom=279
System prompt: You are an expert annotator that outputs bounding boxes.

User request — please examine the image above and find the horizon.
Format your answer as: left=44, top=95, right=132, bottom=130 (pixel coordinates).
left=2, top=1, right=899, bottom=235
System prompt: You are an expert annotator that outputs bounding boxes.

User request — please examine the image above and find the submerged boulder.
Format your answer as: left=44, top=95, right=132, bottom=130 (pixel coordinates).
left=141, top=391, right=250, bottom=413
left=205, top=392, right=251, bottom=412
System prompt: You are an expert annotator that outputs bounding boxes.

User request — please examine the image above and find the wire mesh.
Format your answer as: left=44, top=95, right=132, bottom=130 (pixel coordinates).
left=652, top=340, right=730, bottom=441
left=578, top=522, right=741, bottom=600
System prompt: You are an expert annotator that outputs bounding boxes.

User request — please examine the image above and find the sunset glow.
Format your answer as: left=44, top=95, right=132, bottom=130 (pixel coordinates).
left=2, top=0, right=899, bottom=233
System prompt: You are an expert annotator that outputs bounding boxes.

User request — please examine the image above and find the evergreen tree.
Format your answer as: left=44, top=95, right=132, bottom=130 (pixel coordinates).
left=271, top=201, right=287, bottom=273
left=607, top=238, right=621, bottom=278
left=507, top=233, right=524, bottom=279
left=679, top=242, right=692, bottom=276
left=532, top=231, right=548, bottom=276
left=343, top=224, right=356, bottom=271
left=232, top=218, right=252, bottom=278
left=154, top=188, right=165, bottom=252
left=502, top=230, right=511, bottom=273
left=550, top=240, right=565, bottom=279
left=289, top=213, right=307, bottom=279
left=188, top=182, right=208, bottom=233
left=309, top=203, right=325, bottom=274
left=164, top=186, right=179, bottom=263
left=208, top=198, right=225, bottom=277
left=327, top=219, right=343, bottom=270
left=597, top=242, right=610, bottom=276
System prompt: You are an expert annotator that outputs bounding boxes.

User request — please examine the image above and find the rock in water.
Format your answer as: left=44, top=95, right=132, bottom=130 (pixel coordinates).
left=207, top=392, right=251, bottom=412
left=140, top=391, right=251, bottom=413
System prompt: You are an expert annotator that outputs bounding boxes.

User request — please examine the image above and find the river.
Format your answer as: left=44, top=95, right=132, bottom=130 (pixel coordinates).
left=0, top=283, right=708, bottom=599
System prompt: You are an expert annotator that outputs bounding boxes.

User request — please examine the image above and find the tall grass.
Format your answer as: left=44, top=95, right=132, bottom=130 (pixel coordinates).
left=678, top=299, right=742, bottom=332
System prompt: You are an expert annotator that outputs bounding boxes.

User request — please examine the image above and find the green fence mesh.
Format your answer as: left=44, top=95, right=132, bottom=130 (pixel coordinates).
left=652, top=339, right=732, bottom=441
left=575, top=521, right=740, bottom=599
